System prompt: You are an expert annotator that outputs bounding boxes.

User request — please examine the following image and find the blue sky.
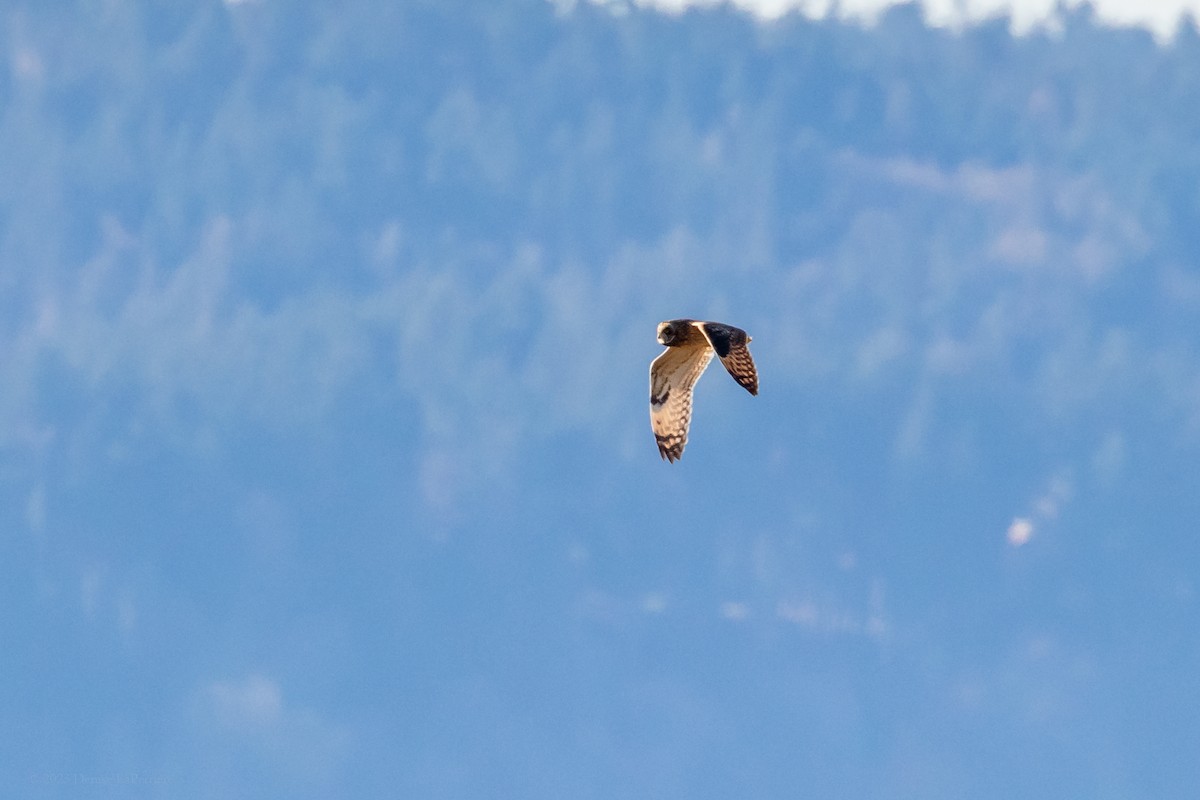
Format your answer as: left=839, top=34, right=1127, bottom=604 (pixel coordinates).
left=4, top=1, right=1200, bottom=798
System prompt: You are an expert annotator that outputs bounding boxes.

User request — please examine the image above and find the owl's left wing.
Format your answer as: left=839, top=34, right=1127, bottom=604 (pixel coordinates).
left=649, top=343, right=714, bottom=462
left=696, top=321, right=758, bottom=396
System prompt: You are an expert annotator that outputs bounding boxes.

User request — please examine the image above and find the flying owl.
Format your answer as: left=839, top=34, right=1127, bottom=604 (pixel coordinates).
left=649, top=319, right=758, bottom=462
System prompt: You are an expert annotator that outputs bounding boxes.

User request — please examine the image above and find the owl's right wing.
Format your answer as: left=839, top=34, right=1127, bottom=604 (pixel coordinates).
left=649, top=343, right=714, bottom=462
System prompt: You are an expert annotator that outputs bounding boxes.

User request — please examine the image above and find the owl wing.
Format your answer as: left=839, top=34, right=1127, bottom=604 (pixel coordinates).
left=695, top=321, right=758, bottom=396
left=649, top=342, right=715, bottom=462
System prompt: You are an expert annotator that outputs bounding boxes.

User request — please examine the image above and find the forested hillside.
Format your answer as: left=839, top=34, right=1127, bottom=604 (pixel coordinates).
left=5, top=0, right=1200, bottom=467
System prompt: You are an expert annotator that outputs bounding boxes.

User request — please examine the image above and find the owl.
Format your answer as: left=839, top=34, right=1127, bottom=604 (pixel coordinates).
left=649, top=319, right=758, bottom=462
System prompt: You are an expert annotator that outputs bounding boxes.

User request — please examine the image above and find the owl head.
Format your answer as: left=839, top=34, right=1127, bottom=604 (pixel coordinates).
left=657, top=320, right=685, bottom=346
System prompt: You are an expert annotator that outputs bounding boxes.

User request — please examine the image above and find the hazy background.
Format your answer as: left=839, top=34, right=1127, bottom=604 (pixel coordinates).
left=4, top=0, right=1200, bottom=797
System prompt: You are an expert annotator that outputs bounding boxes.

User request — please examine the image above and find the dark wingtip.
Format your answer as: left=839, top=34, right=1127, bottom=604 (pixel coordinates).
left=733, top=374, right=758, bottom=396
left=656, top=439, right=683, bottom=463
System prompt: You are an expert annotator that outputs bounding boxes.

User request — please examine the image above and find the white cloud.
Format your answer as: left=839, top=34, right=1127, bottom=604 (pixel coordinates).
left=855, top=326, right=911, bottom=379
left=1007, top=517, right=1034, bottom=546
left=1006, top=472, right=1073, bottom=546
left=720, top=600, right=751, bottom=620
left=776, top=582, right=888, bottom=638
left=1091, top=430, right=1126, bottom=485
left=988, top=225, right=1049, bottom=267
left=894, top=382, right=934, bottom=461
left=632, top=0, right=1200, bottom=39
left=918, top=0, right=1195, bottom=37
left=642, top=591, right=669, bottom=614
left=26, top=484, right=45, bottom=534
left=199, top=673, right=351, bottom=784
left=208, top=674, right=283, bottom=730
left=73, top=562, right=139, bottom=637
left=1033, top=474, right=1073, bottom=520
